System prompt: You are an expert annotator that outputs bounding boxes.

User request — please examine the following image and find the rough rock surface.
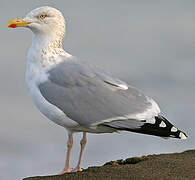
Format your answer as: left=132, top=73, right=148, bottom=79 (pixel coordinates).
left=24, top=150, right=195, bottom=180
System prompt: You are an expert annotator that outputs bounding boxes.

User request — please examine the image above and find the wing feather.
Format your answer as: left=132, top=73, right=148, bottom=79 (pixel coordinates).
left=38, top=58, right=160, bottom=127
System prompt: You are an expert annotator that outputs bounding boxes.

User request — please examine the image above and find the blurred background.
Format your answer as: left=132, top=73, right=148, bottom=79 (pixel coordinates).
left=0, top=0, right=194, bottom=179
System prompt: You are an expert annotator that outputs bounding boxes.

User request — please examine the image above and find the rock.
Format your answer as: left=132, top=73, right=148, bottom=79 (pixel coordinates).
left=24, top=150, right=195, bottom=180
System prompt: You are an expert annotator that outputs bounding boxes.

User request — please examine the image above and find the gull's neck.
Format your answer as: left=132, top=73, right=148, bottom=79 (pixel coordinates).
left=27, top=33, right=72, bottom=70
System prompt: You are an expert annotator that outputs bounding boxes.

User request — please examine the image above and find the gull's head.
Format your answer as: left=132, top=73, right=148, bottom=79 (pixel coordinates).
left=8, top=6, right=66, bottom=37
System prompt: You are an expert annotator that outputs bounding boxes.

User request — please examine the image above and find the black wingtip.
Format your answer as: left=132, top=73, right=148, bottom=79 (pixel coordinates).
left=156, top=115, right=188, bottom=139
left=104, top=115, right=188, bottom=139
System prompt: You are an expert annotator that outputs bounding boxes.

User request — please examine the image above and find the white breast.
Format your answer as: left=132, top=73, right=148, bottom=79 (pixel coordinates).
left=25, top=51, right=78, bottom=129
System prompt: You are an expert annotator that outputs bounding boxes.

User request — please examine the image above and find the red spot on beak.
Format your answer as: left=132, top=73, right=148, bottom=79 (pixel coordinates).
left=8, top=24, right=17, bottom=28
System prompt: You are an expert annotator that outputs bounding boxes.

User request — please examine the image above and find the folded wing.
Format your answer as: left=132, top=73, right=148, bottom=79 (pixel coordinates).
left=38, top=58, right=160, bottom=129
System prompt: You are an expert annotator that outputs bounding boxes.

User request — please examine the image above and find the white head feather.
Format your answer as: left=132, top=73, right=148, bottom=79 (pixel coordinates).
left=23, top=7, right=71, bottom=68
left=24, top=6, right=66, bottom=45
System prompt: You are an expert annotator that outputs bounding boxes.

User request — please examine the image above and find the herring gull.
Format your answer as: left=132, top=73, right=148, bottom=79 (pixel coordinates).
left=8, top=6, right=187, bottom=174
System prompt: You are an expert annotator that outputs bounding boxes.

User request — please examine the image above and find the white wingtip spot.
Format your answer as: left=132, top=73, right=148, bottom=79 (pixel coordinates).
left=171, top=126, right=177, bottom=132
left=159, top=121, right=166, bottom=128
left=146, top=118, right=156, bottom=124
left=119, top=84, right=128, bottom=90
left=179, top=132, right=187, bottom=139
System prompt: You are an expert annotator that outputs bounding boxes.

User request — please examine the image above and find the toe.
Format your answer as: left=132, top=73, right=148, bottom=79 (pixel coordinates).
left=59, top=167, right=72, bottom=174
left=72, top=167, right=83, bottom=172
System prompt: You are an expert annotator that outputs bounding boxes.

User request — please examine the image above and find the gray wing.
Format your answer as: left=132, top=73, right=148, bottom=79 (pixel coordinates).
left=38, top=58, right=159, bottom=127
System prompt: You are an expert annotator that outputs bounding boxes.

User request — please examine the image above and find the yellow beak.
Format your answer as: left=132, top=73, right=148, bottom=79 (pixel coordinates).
left=7, top=19, right=30, bottom=28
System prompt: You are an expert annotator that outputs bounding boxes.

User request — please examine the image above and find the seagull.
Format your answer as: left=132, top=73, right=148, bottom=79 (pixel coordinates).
left=8, top=6, right=187, bottom=174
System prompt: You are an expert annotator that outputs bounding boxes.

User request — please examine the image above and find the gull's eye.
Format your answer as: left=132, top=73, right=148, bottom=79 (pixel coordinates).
left=39, top=14, right=47, bottom=19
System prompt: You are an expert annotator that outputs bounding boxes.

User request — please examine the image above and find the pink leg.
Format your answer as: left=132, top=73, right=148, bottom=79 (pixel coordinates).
left=60, top=131, right=73, bottom=174
left=73, top=132, right=87, bottom=172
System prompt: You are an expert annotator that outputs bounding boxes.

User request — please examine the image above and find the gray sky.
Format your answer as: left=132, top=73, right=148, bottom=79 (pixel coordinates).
left=0, top=1, right=194, bottom=180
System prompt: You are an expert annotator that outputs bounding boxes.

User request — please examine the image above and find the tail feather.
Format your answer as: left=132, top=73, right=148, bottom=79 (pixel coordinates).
left=103, top=115, right=188, bottom=139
